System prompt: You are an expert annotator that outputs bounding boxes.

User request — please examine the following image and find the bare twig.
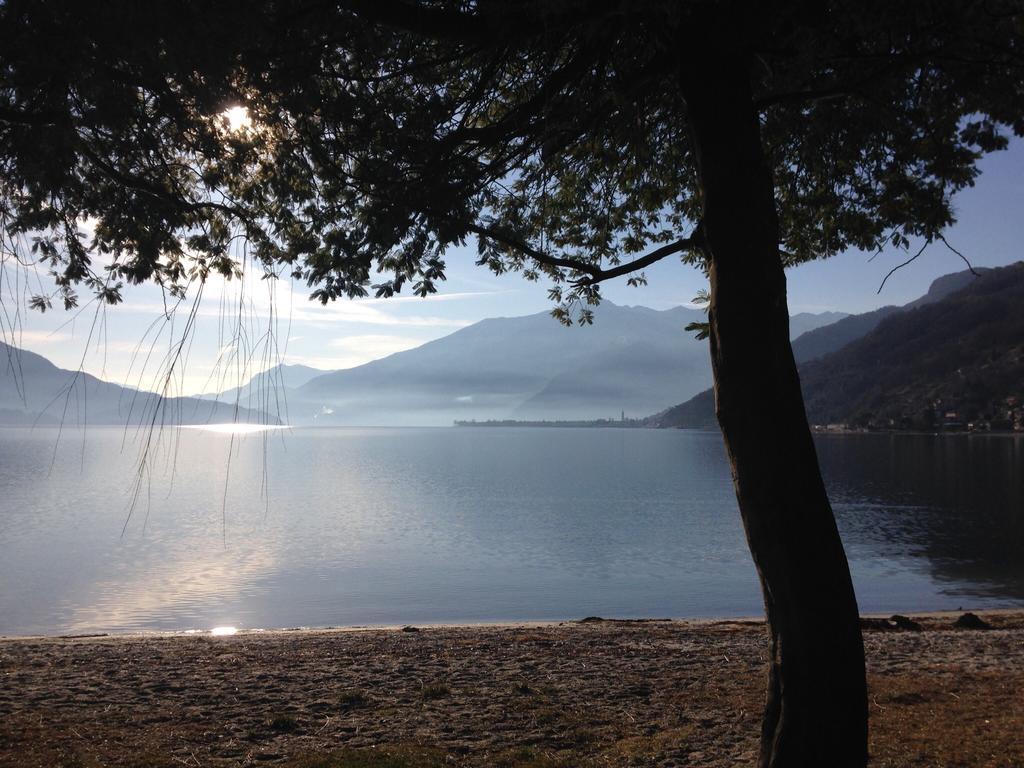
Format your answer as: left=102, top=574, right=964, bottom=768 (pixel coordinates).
left=936, top=233, right=980, bottom=276
left=877, top=240, right=929, bottom=293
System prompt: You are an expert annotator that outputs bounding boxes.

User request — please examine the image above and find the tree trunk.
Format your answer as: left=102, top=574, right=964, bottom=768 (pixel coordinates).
left=682, top=58, right=869, bottom=766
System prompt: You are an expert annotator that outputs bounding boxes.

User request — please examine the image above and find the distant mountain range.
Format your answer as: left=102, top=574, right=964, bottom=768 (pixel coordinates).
left=8, top=264, right=1006, bottom=430
left=788, top=268, right=985, bottom=364
left=3, top=302, right=846, bottom=429
left=198, top=362, right=328, bottom=419
left=231, top=303, right=844, bottom=426
left=0, top=341, right=276, bottom=427
left=648, top=265, right=1022, bottom=430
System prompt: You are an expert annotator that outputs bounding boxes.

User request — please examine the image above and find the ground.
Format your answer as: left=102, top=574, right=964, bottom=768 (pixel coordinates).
left=1, top=613, right=1022, bottom=767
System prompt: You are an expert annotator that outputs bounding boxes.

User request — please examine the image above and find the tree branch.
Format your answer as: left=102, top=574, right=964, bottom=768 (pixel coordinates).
left=936, top=233, right=980, bottom=276
left=337, top=0, right=626, bottom=45
left=77, top=141, right=246, bottom=221
left=876, top=231, right=981, bottom=295
left=572, top=227, right=705, bottom=286
left=0, top=104, right=63, bottom=127
left=755, top=51, right=933, bottom=111
left=465, top=221, right=604, bottom=277
left=336, top=0, right=491, bottom=42
left=877, top=240, right=929, bottom=293
left=468, top=221, right=705, bottom=286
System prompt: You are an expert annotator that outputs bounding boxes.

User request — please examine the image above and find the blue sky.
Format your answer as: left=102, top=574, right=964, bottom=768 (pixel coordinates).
left=4, top=138, right=1023, bottom=396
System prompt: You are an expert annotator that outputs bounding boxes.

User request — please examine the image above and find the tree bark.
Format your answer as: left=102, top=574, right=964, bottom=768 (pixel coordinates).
left=682, top=58, right=869, bottom=766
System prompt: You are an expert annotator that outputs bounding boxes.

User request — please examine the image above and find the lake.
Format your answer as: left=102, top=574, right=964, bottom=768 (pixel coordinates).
left=1, top=426, right=1022, bottom=635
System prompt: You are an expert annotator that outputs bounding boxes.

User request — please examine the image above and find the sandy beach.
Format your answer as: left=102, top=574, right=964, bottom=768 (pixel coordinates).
left=1, top=612, right=1022, bottom=767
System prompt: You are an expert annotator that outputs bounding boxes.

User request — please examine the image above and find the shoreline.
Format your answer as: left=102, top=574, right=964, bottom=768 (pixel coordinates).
left=6, top=606, right=1024, bottom=642
left=2, top=611, right=1022, bottom=766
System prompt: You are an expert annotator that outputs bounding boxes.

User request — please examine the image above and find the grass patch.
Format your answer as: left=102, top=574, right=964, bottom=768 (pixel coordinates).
left=531, top=706, right=562, bottom=726
left=420, top=682, right=450, bottom=701
left=268, top=713, right=300, bottom=732
left=490, top=746, right=590, bottom=767
left=338, top=688, right=371, bottom=709
left=287, top=746, right=590, bottom=768
left=282, top=746, right=447, bottom=768
left=568, top=727, right=600, bottom=747
left=515, top=680, right=559, bottom=698
left=604, top=725, right=697, bottom=764
left=59, top=751, right=173, bottom=768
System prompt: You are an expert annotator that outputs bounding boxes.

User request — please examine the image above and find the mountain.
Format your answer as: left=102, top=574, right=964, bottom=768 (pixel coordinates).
left=5, top=299, right=845, bottom=429
left=789, top=311, right=849, bottom=341
left=799, top=263, right=1024, bottom=429
left=280, top=302, right=844, bottom=426
left=200, top=362, right=328, bottom=417
left=790, top=267, right=986, bottom=363
left=651, top=264, right=1019, bottom=430
left=646, top=387, right=719, bottom=430
left=233, top=362, right=327, bottom=392
left=0, top=341, right=277, bottom=427
left=903, top=267, right=992, bottom=309
left=790, top=306, right=903, bottom=365
left=206, top=363, right=327, bottom=398
left=292, top=303, right=709, bottom=425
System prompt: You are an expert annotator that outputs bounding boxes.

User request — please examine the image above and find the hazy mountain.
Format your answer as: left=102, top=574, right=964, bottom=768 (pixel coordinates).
left=5, top=298, right=844, bottom=429
left=291, top=303, right=706, bottom=425
left=207, top=363, right=327, bottom=398
left=284, top=302, right=843, bottom=426
left=0, top=341, right=277, bottom=427
left=790, top=306, right=903, bottom=365
left=648, top=266, right=1007, bottom=429
left=789, top=311, right=849, bottom=341
left=200, top=362, right=328, bottom=420
left=240, top=362, right=327, bottom=391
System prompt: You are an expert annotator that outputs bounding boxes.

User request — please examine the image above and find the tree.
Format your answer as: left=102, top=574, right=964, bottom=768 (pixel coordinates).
left=2, top=1, right=1022, bottom=764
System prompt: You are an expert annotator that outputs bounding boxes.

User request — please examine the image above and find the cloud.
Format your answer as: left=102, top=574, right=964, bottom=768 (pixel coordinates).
left=4, top=329, right=74, bottom=346
left=287, top=303, right=472, bottom=329
left=289, top=333, right=427, bottom=370
left=115, top=294, right=474, bottom=330
left=3, top=268, right=488, bottom=397
left=328, top=334, right=423, bottom=352
left=329, top=333, right=421, bottom=358
left=357, top=290, right=506, bottom=305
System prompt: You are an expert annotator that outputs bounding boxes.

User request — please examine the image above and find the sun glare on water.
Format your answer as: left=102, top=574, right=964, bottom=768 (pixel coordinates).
left=184, top=424, right=287, bottom=435
left=210, top=626, right=238, bottom=636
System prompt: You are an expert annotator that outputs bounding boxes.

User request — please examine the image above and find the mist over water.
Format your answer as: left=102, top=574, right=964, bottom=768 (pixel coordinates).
left=0, top=426, right=1021, bottom=636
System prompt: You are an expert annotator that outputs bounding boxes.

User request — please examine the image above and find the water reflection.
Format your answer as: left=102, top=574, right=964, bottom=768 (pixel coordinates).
left=0, top=427, right=1021, bottom=635
left=183, top=423, right=288, bottom=434
left=62, top=542, right=279, bottom=634
left=817, top=433, right=1024, bottom=602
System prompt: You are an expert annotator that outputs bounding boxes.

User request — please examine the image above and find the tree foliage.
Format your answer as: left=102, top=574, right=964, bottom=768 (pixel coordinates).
left=1, top=1, right=1022, bottom=319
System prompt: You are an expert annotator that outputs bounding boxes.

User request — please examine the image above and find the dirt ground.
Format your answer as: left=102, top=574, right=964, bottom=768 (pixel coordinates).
left=1, top=612, right=1022, bottom=767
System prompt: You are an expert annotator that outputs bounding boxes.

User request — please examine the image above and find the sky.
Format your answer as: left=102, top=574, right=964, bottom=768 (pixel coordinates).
left=3, top=138, right=1023, bottom=397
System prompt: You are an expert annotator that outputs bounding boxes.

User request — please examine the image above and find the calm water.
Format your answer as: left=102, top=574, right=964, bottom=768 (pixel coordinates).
left=1, top=426, right=1021, bottom=635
